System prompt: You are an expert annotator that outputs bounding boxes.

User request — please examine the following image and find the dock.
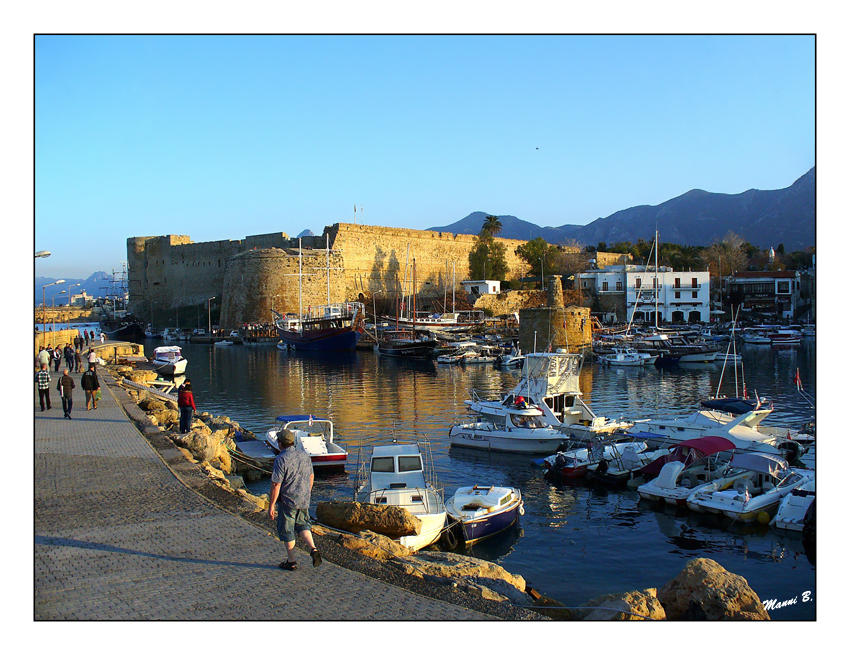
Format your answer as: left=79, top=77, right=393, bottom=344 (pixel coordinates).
left=33, top=359, right=518, bottom=621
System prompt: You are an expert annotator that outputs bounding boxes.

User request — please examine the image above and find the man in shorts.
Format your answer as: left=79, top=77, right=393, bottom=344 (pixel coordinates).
left=268, top=429, right=322, bottom=571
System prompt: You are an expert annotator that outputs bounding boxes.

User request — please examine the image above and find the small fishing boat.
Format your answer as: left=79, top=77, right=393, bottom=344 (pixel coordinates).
left=494, top=347, right=524, bottom=368
left=358, top=442, right=447, bottom=551
left=598, top=347, right=658, bottom=367
left=266, top=415, right=348, bottom=469
left=151, top=345, right=187, bottom=375
left=541, top=440, right=655, bottom=482
left=686, top=453, right=814, bottom=522
left=376, top=329, right=439, bottom=358
left=445, top=485, right=524, bottom=546
left=214, top=339, right=235, bottom=346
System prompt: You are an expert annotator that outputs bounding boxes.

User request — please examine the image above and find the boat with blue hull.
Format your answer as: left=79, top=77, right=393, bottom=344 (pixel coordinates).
left=446, top=485, right=524, bottom=546
left=273, top=302, right=366, bottom=351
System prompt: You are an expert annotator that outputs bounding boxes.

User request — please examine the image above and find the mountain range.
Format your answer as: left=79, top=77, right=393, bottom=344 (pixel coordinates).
left=428, top=168, right=815, bottom=251
left=35, top=271, right=123, bottom=307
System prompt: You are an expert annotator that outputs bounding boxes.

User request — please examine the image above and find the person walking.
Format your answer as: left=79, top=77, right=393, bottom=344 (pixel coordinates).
left=99, top=331, right=105, bottom=344
left=268, top=429, right=322, bottom=571
left=52, top=345, right=62, bottom=372
left=81, top=363, right=100, bottom=410
left=87, top=347, right=98, bottom=367
left=35, top=363, right=52, bottom=411
left=64, top=344, right=74, bottom=371
left=74, top=349, right=83, bottom=374
left=177, top=379, right=196, bottom=433
left=58, top=368, right=75, bottom=419
left=36, top=346, right=51, bottom=371
left=83, top=329, right=88, bottom=346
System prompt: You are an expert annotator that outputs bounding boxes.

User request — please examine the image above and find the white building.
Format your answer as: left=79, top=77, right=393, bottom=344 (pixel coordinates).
left=70, top=290, right=94, bottom=307
left=579, top=265, right=711, bottom=324
left=462, top=279, right=501, bottom=297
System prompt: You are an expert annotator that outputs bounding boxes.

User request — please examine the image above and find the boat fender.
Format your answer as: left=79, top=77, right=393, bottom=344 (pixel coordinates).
left=518, top=502, right=525, bottom=516
left=757, top=511, right=771, bottom=525
left=441, top=523, right=460, bottom=550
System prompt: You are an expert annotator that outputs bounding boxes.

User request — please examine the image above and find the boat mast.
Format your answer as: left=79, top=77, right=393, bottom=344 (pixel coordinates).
left=326, top=233, right=331, bottom=304
left=654, top=229, right=659, bottom=330
left=452, top=261, right=456, bottom=312
left=412, top=258, right=417, bottom=335
left=299, top=237, right=303, bottom=335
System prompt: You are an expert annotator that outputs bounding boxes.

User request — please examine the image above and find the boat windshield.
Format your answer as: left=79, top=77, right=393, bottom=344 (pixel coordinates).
left=371, top=457, right=395, bottom=473
left=511, top=414, right=546, bottom=429
left=398, top=456, right=423, bottom=472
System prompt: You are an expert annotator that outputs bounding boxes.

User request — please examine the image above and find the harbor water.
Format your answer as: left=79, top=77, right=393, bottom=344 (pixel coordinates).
left=153, top=338, right=816, bottom=619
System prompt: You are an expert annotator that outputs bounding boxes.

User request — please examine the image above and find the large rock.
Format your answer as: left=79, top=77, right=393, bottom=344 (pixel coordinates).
left=395, top=551, right=527, bottom=596
left=579, top=588, right=666, bottom=621
left=337, top=530, right=412, bottom=560
left=128, top=370, right=158, bottom=384
left=171, top=430, right=216, bottom=463
left=658, top=558, right=771, bottom=620
left=138, top=398, right=167, bottom=412
left=316, top=501, right=421, bottom=538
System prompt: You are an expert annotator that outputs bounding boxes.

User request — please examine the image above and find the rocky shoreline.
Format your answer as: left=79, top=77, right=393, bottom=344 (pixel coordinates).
left=107, top=363, right=771, bottom=621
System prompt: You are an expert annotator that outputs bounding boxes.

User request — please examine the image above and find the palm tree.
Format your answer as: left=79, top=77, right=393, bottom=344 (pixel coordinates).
left=482, top=215, right=502, bottom=237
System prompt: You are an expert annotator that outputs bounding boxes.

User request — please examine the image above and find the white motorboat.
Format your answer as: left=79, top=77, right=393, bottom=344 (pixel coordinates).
left=445, top=485, right=523, bottom=545
left=358, top=442, right=447, bottom=551
left=636, top=435, right=746, bottom=506
left=542, top=439, right=654, bottom=481
left=686, top=453, right=815, bottom=522
left=151, top=345, right=187, bottom=375
left=466, top=351, right=632, bottom=443
left=266, top=415, right=347, bottom=469
left=626, top=408, right=809, bottom=463
left=770, top=478, right=815, bottom=531
left=598, top=347, right=658, bottom=366
left=214, top=339, right=234, bottom=346
left=449, top=410, right=567, bottom=455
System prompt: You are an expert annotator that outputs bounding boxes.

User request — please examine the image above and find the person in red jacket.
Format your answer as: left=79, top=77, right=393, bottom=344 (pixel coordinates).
left=177, top=379, right=196, bottom=433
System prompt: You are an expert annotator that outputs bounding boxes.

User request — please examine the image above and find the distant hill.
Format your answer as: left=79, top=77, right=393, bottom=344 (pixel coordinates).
left=428, top=168, right=815, bottom=250
left=35, top=271, right=119, bottom=306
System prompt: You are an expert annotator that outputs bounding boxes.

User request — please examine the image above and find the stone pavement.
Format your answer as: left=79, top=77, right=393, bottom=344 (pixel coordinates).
left=34, top=364, right=494, bottom=620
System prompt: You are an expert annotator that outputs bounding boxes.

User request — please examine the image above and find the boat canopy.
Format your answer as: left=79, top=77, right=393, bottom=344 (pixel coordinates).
left=638, top=435, right=736, bottom=477
left=730, top=452, right=789, bottom=476
left=675, top=436, right=736, bottom=456
left=153, top=346, right=182, bottom=355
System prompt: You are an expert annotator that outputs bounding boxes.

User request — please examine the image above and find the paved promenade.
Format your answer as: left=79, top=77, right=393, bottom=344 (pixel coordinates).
left=34, top=360, right=494, bottom=620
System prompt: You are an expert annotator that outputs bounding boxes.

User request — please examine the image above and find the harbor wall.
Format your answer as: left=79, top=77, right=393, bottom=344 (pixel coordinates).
left=129, top=224, right=534, bottom=328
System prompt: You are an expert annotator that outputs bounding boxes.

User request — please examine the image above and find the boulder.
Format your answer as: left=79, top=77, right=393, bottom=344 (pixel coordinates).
left=164, top=399, right=178, bottom=411
left=531, top=595, right=575, bottom=621
left=396, top=551, right=527, bottom=595
left=150, top=408, right=179, bottom=427
left=578, top=588, right=666, bottom=621
left=128, top=370, right=158, bottom=384
left=337, top=530, right=412, bottom=560
left=316, top=501, right=421, bottom=538
left=138, top=398, right=167, bottom=412
left=658, top=558, right=771, bottom=620
left=171, top=430, right=216, bottom=463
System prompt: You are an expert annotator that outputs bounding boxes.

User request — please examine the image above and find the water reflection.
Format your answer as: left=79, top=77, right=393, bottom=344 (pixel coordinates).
left=148, top=338, right=815, bottom=619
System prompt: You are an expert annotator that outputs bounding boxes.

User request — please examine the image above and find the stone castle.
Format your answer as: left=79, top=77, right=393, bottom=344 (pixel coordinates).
left=128, top=222, right=624, bottom=329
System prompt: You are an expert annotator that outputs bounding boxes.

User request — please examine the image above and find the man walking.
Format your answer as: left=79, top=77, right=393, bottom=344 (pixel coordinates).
left=268, top=429, right=322, bottom=571
left=53, top=345, right=62, bottom=372
left=36, top=346, right=51, bottom=371
left=58, top=368, right=75, bottom=419
left=64, top=343, right=74, bottom=371
left=35, top=363, right=51, bottom=411
left=81, top=363, right=100, bottom=410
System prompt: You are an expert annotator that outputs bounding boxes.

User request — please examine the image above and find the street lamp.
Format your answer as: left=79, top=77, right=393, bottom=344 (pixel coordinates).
left=35, top=250, right=51, bottom=258
left=52, top=290, right=67, bottom=331
left=42, top=280, right=65, bottom=334
left=208, top=297, right=215, bottom=335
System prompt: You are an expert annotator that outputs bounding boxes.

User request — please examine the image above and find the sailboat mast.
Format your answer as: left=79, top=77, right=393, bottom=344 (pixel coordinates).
left=326, top=233, right=331, bottom=304
left=654, top=229, right=659, bottom=330
left=452, top=261, right=456, bottom=312
left=413, top=258, right=417, bottom=334
left=299, top=237, right=303, bottom=334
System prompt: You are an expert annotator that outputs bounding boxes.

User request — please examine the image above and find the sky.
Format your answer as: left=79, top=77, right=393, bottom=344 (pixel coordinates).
left=32, top=33, right=815, bottom=280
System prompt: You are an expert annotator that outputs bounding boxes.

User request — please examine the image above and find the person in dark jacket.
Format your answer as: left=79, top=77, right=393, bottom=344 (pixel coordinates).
left=74, top=349, right=83, bottom=373
left=81, top=363, right=101, bottom=410
left=64, top=344, right=74, bottom=371
left=58, top=368, right=75, bottom=419
left=177, top=379, right=196, bottom=433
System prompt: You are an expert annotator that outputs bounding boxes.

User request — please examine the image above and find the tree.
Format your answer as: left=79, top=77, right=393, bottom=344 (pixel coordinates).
left=515, top=237, right=559, bottom=279
left=669, top=245, right=703, bottom=271
left=469, top=232, right=509, bottom=280
left=482, top=215, right=503, bottom=237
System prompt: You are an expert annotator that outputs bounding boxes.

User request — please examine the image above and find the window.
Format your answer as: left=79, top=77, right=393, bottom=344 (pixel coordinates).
left=616, top=281, right=623, bottom=291
left=674, top=278, right=681, bottom=288
left=778, top=281, right=790, bottom=294
left=602, top=281, right=609, bottom=291
left=635, top=278, right=642, bottom=289
left=675, top=291, right=681, bottom=299
left=371, top=457, right=394, bottom=473
left=692, top=278, right=698, bottom=288
left=398, top=456, right=423, bottom=472
left=692, top=291, right=698, bottom=299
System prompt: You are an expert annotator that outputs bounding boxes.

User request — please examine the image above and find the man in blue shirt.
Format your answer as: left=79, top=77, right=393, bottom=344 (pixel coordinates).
left=268, top=429, right=322, bottom=570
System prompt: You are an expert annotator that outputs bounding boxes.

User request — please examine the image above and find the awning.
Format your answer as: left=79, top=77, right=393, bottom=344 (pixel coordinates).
left=730, top=452, right=788, bottom=476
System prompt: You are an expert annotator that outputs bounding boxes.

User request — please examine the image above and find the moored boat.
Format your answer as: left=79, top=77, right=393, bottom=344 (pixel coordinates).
left=686, top=452, right=814, bottom=522
left=151, top=345, right=188, bottom=375
left=598, top=347, right=658, bottom=366
left=445, top=485, right=524, bottom=546
left=273, top=302, right=366, bottom=351
left=770, top=478, right=816, bottom=531
left=358, top=442, right=447, bottom=551
left=266, top=415, right=348, bottom=470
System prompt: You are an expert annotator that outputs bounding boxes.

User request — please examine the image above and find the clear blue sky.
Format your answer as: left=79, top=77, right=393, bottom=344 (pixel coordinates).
left=34, top=34, right=814, bottom=279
